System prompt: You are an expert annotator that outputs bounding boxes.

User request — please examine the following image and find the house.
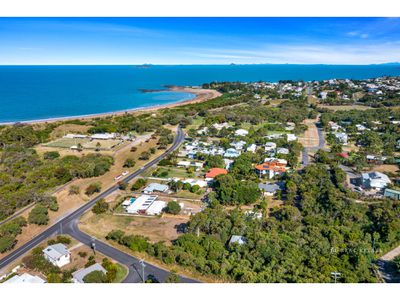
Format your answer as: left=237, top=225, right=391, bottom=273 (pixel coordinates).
left=264, top=142, right=277, bottom=153
left=224, top=148, right=241, bottom=158
left=213, top=122, right=231, bottom=130
left=258, top=182, right=284, bottom=196
left=356, top=124, right=367, bottom=131
left=90, top=133, right=117, bottom=140
left=265, top=133, right=283, bottom=140
left=286, top=134, right=297, bottom=142
left=145, top=200, right=167, bottom=216
left=126, top=195, right=158, bottom=214
left=366, top=155, right=387, bottom=165
left=384, top=188, right=400, bottom=200
left=246, top=144, right=257, bottom=153
left=264, top=157, right=288, bottom=166
left=255, top=163, right=287, bottom=179
left=178, top=178, right=208, bottom=188
left=276, top=147, right=289, bottom=155
left=285, top=122, right=295, bottom=131
left=229, top=235, right=247, bottom=245
left=42, top=243, right=70, bottom=267
left=177, top=161, right=204, bottom=169
left=142, top=183, right=169, bottom=194
left=333, top=132, right=348, bottom=145
left=4, top=273, right=46, bottom=284
left=320, top=91, right=328, bottom=99
left=205, top=168, right=228, bottom=181
left=328, top=121, right=341, bottom=131
left=72, top=263, right=107, bottom=283
left=234, top=129, right=249, bottom=136
left=338, top=152, right=349, bottom=159
left=224, top=158, right=234, bottom=170
left=361, top=172, right=391, bottom=190
left=64, top=134, right=88, bottom=139
left=230, top=140, right=246, bottom=150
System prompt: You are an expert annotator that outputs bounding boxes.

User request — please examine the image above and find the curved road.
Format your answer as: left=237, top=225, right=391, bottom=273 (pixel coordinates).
left=0, top=126, right=197, bottom=283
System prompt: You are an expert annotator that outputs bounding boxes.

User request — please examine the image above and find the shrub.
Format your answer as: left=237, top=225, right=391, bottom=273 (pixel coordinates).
left=43, top=151, right=60, bottom=160
left=28, top=205, right=49, bottom=225
left=47, top=235, right=71, bottom=245
left=83, top=270, right=108, bottom=283
left=118, top=182, right=128, bottom=190
left=85, top=182, right=102, bottom=196
left=0, top=236, right=17, bottom=253
left=131, top=178, right=147, bottom=191
left=123, top=158, right=136, bottom=168
left=85, top=255, right=96, bottom=268
left=92, top=199, right=109, bottom=214
left=78, top=251, right=87, bottom=258
left=69, top=185, right=80, bottom=195
left=139, top=151, right=150, bottom=160
left=106, top=230, right=126, bottom=243
left=164, top=201, right=181, bottom=215
left=190, top=185, right=200, bottom=193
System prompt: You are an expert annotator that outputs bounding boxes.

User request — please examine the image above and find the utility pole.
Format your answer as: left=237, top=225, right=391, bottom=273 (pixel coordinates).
left=139, top=259, right=146, bottom=283
left=91, top=237, right=96, bottom=255
left=331, top=271, right=341, bottom=283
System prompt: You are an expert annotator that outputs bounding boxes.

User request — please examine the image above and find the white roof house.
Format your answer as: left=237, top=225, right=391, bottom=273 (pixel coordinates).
left=142, top=183, right=169, bottom=194
left=224, top=148, right=241, bottom=158
left=229, top=235, right=247, bottom=245
left=246, top=144, right=257, bottom=153
left=276, top=147, right=289, bottom=155
left=265, top=142, right=277, bottom=152
left=230, top=140, right=246, bottom=150
left=176, top=178, right=208, bottom=188
left=64, top=134, right=88, bottom=139
left=213, top=122, right=231, bottom=130
left=4, top=273, right=46, bottom=284
left=177, top=161, right=204, bottom=169
left=72, top=263, right=107, bottom=283
left=126, top=195, right=158, bottom=214
left=333, top=132, right=348, bottom=145
left=361, top=172, right=391, bottom=190
left=90, top=133, right=117, bottom=140
left=234, top=129, right=249, bottom=136
left=145, top=200, right=167, bottom=216
left=286, top=134, right=297, bottom=142
left=42, top=243, right=70, bottom=268
left=356, top=124, right=367, bottom=131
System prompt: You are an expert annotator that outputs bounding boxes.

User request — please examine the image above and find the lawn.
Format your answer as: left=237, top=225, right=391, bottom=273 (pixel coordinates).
left=113, top=264, right=129, bottom=283
left=43, top=137, right=122, bottom=150
left=154, top=166, right=199, bottom=179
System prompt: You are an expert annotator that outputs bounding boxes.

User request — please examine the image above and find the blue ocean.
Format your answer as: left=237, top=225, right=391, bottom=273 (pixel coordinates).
left=1, top=64, right=400, bottom=123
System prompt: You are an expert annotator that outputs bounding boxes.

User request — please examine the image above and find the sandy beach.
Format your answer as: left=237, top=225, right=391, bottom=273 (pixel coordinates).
left=2, top=86, right=222, bottom=125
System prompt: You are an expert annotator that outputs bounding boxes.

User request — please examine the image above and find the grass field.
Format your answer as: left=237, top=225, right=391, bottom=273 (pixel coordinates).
left=155, top=166, right=200, bottom=179
left=44, top=137, right=122, bottom=150
left=317, top=104, right=372, bottom=111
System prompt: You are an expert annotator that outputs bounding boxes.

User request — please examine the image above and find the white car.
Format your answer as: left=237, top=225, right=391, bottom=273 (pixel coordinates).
left=122, top=171, right=129, bottom=176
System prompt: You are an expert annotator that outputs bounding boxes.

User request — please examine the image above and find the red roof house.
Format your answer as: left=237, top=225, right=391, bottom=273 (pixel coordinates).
left=205, top=168, right=228, bottom=179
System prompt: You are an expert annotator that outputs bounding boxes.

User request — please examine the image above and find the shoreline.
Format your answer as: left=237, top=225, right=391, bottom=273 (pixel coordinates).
left=0, top=86, right=222, bottom=126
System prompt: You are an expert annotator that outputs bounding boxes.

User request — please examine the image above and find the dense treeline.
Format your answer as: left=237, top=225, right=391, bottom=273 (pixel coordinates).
left=107, top=164, right=400, bottom=282
left=0, top=123, right=114, bottom=223
left=320, top=108, right=400, bottom=155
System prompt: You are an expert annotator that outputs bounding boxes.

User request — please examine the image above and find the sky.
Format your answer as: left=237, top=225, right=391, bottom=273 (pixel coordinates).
left=0, top=17, right=400, bottom=65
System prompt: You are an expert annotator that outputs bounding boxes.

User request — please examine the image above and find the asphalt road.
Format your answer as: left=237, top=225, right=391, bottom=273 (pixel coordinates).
left=0, top=126, right=197, bottom=283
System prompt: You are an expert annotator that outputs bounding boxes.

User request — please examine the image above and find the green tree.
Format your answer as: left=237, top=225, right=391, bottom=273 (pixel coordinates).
left=165, top=201, right=181, bottom=215
left=83, top=270, right=108, bottom=283
left=92, top=199, right=109, bottom=214
left=28, top=205, right=49, bottom=225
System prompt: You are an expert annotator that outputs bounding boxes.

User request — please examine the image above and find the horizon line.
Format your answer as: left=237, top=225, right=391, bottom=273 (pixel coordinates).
left=0, top=62, right=399, bottom=66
